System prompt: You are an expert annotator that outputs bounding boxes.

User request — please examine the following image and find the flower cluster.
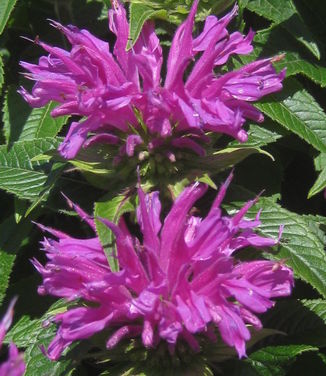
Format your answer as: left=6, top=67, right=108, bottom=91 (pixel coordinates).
left=0, top=299, right=25, bottom=376
left=33, top=175, right=293, bottom=360
left=20, top=0, right=285, bottom=163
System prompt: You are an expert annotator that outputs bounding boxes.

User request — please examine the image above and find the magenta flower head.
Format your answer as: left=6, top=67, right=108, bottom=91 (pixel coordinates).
left=0, top=299, right=26, bottom=376
left=33, top=174, right=293, bottom=361
left=20, top=0, right=285, bottom=164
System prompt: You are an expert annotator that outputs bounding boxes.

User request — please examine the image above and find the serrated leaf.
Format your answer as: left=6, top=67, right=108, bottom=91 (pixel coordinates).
left=295, top=300, right=326, bottom=342
left=24, top=346, right=71, bottom=376
left=246, top=0, right=295, bottom=22
left=0, top=0, right=17, bottom=35
left=6, top=300, right=68, bottom=347
left=314, top=153, right=326, bottom=172
left=246, top=345, right=318, bottom=376
left=14, top=197, right=29, bottom=223
left=308, top=166, right=326, bottom=198
left=275, top=53, right=326, bottom=87
left=0, top=252, right=15, bottom=306
left=20, top=102, right=67, bottom=140
left=95, top=194, right=135, bottom=271
left=302, top=214, right=326, bottom=228
left=6, top=316, right=51, bottom=348
left=3, top=87, right=67, bottom=144
left=0, top=55, right=4, bottom=94
left=227, top=195, right=326, bottom=297
left=298, top=0, right=326, bottom=43
left=245, top=0, right=320, bottom=59
left=0, top=214, right=35, bottom=305
left=239, top=27, right=326, bottom=87
left=6, top=301, right=73, bottom=376
left=229, top=122, right=284, bottom=148
left=263, top=299, right=326, bottom=347
left=311, top=154, right=326, bottom=198
left=0, top=138, right=60, bottom=200
left=127, top=3, right=167, bottom=49
left=256, top=78, right=326, bottom=153
left=256, top=199, right=326, bottom=297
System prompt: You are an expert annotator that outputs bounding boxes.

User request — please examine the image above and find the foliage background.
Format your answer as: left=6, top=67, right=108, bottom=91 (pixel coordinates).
left=1, top=0, right=326, bottom=374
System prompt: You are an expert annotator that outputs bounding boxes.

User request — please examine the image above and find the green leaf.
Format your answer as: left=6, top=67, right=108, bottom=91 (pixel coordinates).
left=245, top=0, right=320, bottom=59
left=308, top=166, right=326, bottom=198
left=229, top=121, right=284, bottom=148
left=24, top=345, right=71, bottom=376
left=310, top=153, right=326, bottom=198
left=297, top=0, right=326, bottom=44
left=0, top=138, right=60, bottom=200
left=258, top=200, right=326, bottom=297
left=263, top=299, right=326, bottom=347
left=94, top=194, right=135, bottom=271
left=246, top=345, right=318, bottom=376
left=256, top=78, right=326, bottom=153
left=3, top=87, right=67, bottom=144
left=314, top=153, right=326, bottom=172
left=0, top=0, right=17, bottom=35
left=227, top=195, right=326, bottom=298
left=306, top=298, right=325, bottom=314
left=302, top=214, right=326, bottom=228
left=0, top=214, right=35, bottom=305
left=0, top=253, right=15, bottom=306
left=0, top=55, right=4, bottom=94
left=239, top=27, right=326, bottom=87
left=6, top=301, right=73, bottom=376
left=275, top=54, right=326, bottom=88
left=245, top=0, right=296, bottom=22
left=20, top=102, right=67, bottom=140
left=14, top=197, right=29, bottom=223
left=127, top=3, right=167, bottom=49
left=6, top=300, right=69, bottom=347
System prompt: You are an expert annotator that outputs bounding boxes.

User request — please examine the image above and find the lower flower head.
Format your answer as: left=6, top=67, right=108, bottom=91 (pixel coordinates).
left=34, top=173, right=293, bottom=360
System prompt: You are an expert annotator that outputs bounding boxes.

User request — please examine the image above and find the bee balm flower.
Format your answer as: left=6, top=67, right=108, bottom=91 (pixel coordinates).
left=33, top=175, right=293, bottom=360
left=20, top=0, right=285, bottom=162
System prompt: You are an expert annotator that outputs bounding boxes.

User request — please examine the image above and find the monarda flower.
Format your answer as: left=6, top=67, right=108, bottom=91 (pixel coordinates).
left=20, top=0, right=285, bottom=164
left=33, top=174, right=293, bottom=361
left=0, top=299, right=26, bottom=376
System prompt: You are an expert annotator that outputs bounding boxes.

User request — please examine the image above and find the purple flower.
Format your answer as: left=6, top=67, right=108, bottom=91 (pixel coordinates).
left=0, top=299, right=26, bottom=376
left=33, top=174, right=293, bottom=360
left=20, top=0, right=285, bottom=162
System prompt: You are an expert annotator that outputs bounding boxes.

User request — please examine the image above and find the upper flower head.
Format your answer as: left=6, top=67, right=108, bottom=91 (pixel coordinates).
left=33, top=174, right=293, bottom=360
left=20, top=0, right=285, bottom=163
left=0, top=299, right=26, bottom=376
